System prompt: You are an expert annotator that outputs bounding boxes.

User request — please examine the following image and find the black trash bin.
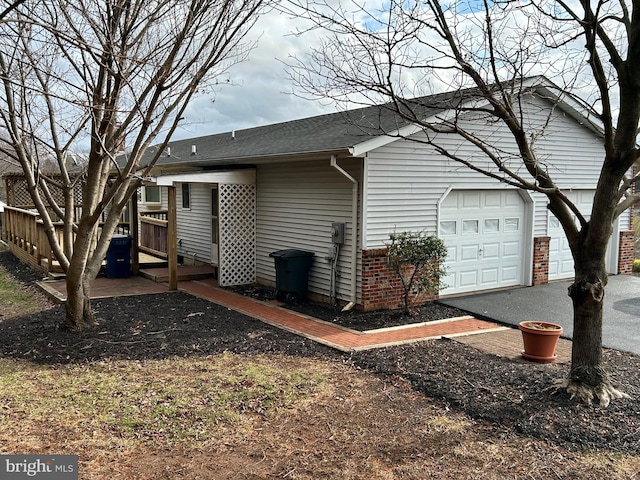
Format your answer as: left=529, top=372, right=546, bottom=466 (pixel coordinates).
left=269, top=249, right=314, bottom=302
left=106, top=234, right=132, bottom=278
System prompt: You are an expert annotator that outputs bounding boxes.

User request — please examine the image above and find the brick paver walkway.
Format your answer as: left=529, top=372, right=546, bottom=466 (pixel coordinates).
left=180, top=278, right=507, bottom=352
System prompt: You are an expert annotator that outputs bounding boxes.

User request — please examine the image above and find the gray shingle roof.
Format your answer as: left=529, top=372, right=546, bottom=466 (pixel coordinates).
left=144, top=89, right=470, bottom=168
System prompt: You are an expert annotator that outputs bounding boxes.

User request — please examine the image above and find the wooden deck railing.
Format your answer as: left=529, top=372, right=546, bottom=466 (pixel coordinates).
left=2, top=205, right=131, bottom=273
left=3, top=206, right=58, bottom=272
left=140, top=210, right=168, bottom=258
left=14, top=204, right=83, bottom=223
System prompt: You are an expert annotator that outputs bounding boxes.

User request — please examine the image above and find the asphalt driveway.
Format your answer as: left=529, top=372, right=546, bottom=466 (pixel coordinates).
left=439, top=275, right=640, bottom=355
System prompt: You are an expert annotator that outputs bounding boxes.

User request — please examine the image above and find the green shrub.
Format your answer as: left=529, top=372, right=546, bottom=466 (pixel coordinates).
left=386, top=230, right=448, bottom=314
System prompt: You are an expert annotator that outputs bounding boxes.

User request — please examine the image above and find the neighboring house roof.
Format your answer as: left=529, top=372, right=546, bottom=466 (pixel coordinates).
left=135, top=76, right=602, bottom=171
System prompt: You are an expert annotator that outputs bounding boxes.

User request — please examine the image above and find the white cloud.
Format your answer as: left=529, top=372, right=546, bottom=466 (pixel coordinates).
left=172, top=9, right=335, bottom=140
left=170, top=0, right=616, bottom=141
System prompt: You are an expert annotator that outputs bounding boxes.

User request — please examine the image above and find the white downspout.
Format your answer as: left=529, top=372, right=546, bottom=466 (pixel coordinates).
left=331, top=155, right=358, bottom=311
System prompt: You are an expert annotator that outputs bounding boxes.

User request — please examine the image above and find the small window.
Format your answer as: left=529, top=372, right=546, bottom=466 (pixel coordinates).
left=505, top=217, right=520, bottom=232
left=144, top=185, right=160, bottom=204
left=182, top=183, right=191, bottom=209
left=462, top=219, right=479, bottom=234
left=484, top=218, right=499, bottom=233
left=439, top=220, right=457, bottom=235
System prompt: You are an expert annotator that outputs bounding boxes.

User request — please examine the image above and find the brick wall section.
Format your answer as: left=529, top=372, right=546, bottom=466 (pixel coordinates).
left=618, top=230, right=634, bottom=275
left=361, top=248, right=438, bottom=311
left=532, top=236, right=550, bottom=286
left=631, top=165, right=637, bottom=229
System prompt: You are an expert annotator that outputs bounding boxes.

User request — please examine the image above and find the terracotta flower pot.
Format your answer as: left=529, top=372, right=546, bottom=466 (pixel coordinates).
left=518, top=321, right=563, bottom=363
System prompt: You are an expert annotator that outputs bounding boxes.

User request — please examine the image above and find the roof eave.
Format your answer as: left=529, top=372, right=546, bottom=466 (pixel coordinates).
left=149, top=147, right=357, bottom=174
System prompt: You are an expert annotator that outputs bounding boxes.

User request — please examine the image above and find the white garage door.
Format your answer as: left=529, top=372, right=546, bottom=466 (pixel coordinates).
left=548, top=190, right=601, bottom=281
left=548, top=211, right=576, bottom=280
left=439, top=190, right=526, bottom=295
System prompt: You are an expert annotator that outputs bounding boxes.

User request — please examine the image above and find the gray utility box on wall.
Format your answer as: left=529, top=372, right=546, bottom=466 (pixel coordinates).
left=331, top=222, right=345, bottom=244
left=269, top=249, right=314, bottom=303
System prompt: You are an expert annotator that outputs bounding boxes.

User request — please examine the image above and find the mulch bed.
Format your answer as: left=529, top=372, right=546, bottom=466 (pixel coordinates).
left=227, top=283, right=468, bottom=330
left=1, top=250, right=639, bottom=454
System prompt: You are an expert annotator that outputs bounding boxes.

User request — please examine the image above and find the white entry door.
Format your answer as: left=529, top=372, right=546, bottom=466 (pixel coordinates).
left=440, top=190, right=526, bottom=295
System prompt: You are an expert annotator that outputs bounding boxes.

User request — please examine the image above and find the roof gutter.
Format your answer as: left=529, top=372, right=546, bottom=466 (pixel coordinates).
left=330, top=155, right=358, bottom=311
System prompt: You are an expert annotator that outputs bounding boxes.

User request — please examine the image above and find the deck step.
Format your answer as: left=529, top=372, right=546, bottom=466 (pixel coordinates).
left=139, top=265, right=216, bottom=283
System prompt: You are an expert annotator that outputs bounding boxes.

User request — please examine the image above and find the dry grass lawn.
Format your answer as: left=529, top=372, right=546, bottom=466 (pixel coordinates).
left=0, top=260, right=639, bottom=479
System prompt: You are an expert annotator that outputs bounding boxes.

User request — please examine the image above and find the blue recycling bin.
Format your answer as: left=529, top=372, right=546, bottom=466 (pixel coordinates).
left=106, top=234, right=132, bottom=278
left=269, top=249, right=314, bottom=302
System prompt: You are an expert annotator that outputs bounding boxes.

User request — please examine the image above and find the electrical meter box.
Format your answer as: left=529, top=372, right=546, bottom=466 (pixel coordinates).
left=331, top=222, right=345, bottom=244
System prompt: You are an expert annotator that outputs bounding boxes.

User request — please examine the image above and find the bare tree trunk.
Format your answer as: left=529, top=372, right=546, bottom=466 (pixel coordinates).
left=63, top=222, right=96, bottom=330
left=64, top=265, right=95, bottom=330
left=64, top=274, right=94, bottom=330
left=561, top=247, right=628, bottom=406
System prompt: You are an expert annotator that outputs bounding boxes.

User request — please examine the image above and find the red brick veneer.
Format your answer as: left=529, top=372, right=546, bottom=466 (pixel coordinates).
left=361, top=248, right=438, bottom=312
left=532, top=236, right=550, bottom=285
left=618, top=230, right=634, bottom=275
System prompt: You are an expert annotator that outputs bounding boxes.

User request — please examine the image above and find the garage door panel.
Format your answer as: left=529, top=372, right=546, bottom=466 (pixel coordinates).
left=502, top=265, right=519, bottom=281
left=484, top=192, right=502, bottom=207
left=504, top=217, right=520, bottom=231
left=560, top=259, right=574, bottom=275
left=482, top=243, right=500, bottom=259
left=481, top=268, right=498, bottom=284
left=460, top=270, right=479, bottom=287
left=461, top=245, right=480, bottom=261
left=445, top=246, right=457, bottom=263
left=462, top=219, right=479, bottom=234
left=462, top=192, right=481, bottom=208
left=483, top=218, right=500, bottom=233
left=440, top=189, right=526, bottom=295
left=442, top=272, right=456, bottom=290
left=503, top=241, right=520, bottom=257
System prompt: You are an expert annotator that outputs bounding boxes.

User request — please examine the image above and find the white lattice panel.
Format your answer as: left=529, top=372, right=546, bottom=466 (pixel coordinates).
left=9, top=176, right=83, bottom=207
left=218, top=183, right=256, bottom=286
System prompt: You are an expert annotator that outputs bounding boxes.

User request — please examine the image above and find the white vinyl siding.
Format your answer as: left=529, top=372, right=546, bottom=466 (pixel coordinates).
left=363, top=93, right=608, bottom=248
left=175, top=182, right=213, bottom=263
left=364, top=141, right=514, bottom=247
left=256, top=159, right=361, bottom=303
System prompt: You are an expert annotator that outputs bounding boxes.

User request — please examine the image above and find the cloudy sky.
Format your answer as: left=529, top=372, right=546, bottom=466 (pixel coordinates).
left=160, top=0, right=610, bottom=145
left=171, top=8, right=336, bottom=142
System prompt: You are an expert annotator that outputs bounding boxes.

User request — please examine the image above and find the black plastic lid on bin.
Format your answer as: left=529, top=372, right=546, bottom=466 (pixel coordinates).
left=269, top=249, right=315, bottom=258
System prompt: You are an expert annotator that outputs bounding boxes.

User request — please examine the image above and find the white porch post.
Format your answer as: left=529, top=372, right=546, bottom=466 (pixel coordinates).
left=167, top=186, right=178, bottom=290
